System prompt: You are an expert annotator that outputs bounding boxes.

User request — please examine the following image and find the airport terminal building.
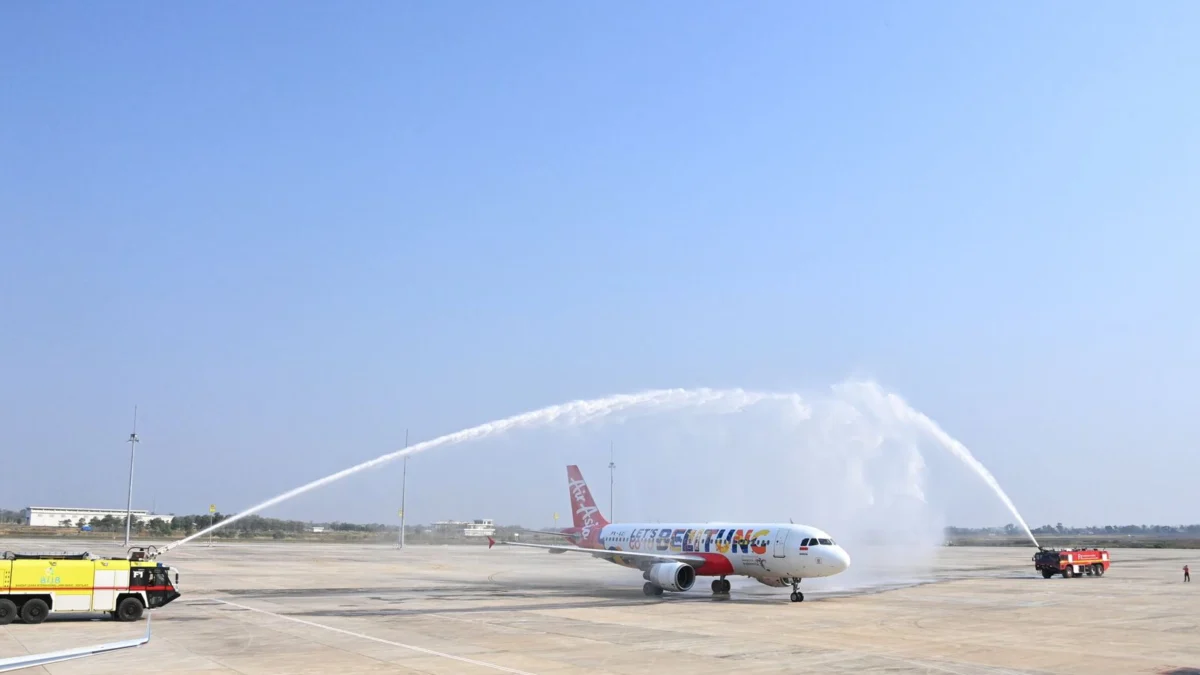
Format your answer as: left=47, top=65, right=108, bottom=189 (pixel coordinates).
left=23, top=506, right=175, bottom=528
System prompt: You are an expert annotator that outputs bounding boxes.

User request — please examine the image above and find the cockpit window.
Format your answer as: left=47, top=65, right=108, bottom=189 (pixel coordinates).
left=800, top=538, right=811, bottom=546
left=817, top=538, right=832, bottom=545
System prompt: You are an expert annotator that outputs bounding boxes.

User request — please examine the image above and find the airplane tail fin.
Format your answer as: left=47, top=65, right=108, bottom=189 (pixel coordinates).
left=566, top=465, right=609, bottom=534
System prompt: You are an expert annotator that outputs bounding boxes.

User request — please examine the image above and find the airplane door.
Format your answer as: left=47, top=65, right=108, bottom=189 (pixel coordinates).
left=772, top=528, right=790, bottom=558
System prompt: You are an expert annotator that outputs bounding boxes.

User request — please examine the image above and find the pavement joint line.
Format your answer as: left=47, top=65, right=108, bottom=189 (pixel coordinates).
left=202, top=598, right=539, bottom=675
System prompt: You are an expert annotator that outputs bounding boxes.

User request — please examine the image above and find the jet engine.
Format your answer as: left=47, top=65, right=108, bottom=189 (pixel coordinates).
left=645, top=562, right=696, bottom=592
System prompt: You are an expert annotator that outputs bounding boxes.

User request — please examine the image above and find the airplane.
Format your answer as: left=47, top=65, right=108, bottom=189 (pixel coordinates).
left=0, top=616, right=151, bottom=673
left=489, top=465, right=851, bottom=602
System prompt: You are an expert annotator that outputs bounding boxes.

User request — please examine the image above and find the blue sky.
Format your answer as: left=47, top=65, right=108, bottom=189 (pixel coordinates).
left=2, top=2, right=1198, bottom=530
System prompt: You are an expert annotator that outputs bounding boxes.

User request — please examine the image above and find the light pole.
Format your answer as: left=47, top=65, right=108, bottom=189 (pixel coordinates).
left=123, top=406, right=139, bottom=548
left=608, top=441, right=615, bottom=522
left=208, top=504, right=216, bottom=547
left=400, top=429, right=408, bottom=548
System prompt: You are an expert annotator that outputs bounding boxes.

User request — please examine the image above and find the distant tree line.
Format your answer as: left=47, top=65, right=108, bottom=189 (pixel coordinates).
left=8, top=509, right=1200, bottom=539
left=947, top=523, right=1200, bottom=536
left=0, top=508, right=393, bottom=539
left=155, top=513, right=394, bottom=539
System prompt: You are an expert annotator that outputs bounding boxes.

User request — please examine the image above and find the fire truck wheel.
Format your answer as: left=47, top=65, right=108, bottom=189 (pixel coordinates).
left=0, top=599, right=17, bottom=625
left=116, top=597, right=144, bottom=622
left=20, top=599, right=49, bottom=624
left=1063, top=568, right=1073, bottom=578
left=1094, top=564, right=1104, bottom=577
left=1041, top=569, right=1054, bottom=579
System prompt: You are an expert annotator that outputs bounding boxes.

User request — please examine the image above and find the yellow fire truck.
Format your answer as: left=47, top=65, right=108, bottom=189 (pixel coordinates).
left=0, top=550, right=181, bottom=625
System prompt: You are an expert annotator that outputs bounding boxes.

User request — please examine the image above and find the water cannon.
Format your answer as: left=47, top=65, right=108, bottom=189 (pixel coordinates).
left=154, top=536, right=198, bottom=558
left=127, top=545, right=160, bottom=561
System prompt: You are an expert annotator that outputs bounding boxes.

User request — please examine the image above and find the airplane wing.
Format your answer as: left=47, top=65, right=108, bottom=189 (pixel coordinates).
left=0, top=616, right=151, bottom=673
left=515, top=529, right=574, bottom=539
left=488, top=538, right=706, bottom=566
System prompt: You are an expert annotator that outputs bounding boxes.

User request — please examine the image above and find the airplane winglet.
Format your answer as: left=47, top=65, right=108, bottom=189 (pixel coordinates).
left=0, top=615, right=153, bottom=673
left=487, top=536, right=495, bottom=549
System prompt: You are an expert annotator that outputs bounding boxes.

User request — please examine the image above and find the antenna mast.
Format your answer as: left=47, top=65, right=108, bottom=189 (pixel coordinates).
left=400, top=429, right=408, bottom=548
left=608, top=441, right=615, bottom=522
left=123, top=406, right=140, bottom=547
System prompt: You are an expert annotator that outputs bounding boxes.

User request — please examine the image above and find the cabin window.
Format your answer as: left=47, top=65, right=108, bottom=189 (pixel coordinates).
left=818, top=538, right=832, bottom=545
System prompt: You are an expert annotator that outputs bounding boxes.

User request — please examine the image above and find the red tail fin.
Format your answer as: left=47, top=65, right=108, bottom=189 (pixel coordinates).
left=566, top=465, right=609, bottom=538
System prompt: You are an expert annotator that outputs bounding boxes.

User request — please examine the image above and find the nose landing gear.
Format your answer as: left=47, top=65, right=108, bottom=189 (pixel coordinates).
left=789, top=579, right=804, bottom=603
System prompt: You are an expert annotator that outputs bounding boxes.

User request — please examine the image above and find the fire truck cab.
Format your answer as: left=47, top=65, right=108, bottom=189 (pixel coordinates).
left=1033, top=547, right=1110, bottom=579
left=0, top=550, right=181, bottom=625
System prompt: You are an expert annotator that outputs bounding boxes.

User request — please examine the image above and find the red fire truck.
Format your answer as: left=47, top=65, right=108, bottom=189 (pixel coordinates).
left=1032, top=547, right=1111, bottom=578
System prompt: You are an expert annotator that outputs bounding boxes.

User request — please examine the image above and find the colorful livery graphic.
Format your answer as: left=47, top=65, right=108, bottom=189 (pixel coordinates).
left=489, top=465, right=851, bottom=602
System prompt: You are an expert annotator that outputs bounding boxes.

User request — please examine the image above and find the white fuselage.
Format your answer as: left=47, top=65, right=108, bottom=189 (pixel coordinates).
left=592, top=522, right=851, bottom=582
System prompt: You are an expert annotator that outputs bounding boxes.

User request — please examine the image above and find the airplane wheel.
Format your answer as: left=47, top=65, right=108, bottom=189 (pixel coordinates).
left=654, top=586, right=664, bottom=596
left=790, top=591, right=804, bottom=603
left=722, top=580, right=731, bottom=593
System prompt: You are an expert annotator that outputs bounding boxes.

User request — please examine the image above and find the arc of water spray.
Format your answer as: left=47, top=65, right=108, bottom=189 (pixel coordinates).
left=157, top=383, right=1038, bottom=555
left=906, top=409, right=1039, bottom=548
left=157, top=388, right=772, bottom=554
left=851, top=381, right=1039, bottom=548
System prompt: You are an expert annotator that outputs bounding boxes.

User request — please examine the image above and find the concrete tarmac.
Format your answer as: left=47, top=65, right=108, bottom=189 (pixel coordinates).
left=2, top=538, right=1198, bottom=674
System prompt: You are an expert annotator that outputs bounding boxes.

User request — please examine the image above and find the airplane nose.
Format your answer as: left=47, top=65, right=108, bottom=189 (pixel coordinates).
left=833, top=547, right=851, bottom=572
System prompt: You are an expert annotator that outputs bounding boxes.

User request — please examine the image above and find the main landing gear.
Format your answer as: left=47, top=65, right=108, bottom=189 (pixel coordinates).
left=642, top=582, right=664, bottom=597
left=710, top=577, right=731, bottom=597
left=789, top=579, right=804, bottom=603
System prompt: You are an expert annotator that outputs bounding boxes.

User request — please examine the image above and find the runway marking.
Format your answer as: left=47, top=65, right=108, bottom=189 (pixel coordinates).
left=202, top=598, right=538, bottom=675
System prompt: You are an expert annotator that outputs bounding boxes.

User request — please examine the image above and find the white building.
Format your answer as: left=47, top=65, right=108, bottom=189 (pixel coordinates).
left=23, top=507, right=175, bottom=528
left=432, top=519, right=496, bottom=537
left=463, top=519, right=495, bottom=537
